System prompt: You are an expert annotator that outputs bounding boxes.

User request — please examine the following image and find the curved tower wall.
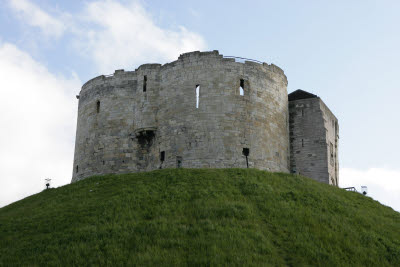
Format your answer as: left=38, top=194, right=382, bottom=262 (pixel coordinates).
left=72, top=51, right=289, bottom=182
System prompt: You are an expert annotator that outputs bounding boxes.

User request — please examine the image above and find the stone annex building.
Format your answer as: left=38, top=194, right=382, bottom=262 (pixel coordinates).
left=72, top=50, right=339, bottom=186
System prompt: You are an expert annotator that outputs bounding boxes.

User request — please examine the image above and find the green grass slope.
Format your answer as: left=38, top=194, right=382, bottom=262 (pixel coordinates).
left=0, top=169, right=399, bottom=266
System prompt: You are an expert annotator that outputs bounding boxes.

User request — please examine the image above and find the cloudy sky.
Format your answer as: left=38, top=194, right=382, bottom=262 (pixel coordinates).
left=0, top=0, right=399, bottom=211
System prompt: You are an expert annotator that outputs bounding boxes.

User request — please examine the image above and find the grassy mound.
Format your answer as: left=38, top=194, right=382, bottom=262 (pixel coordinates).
left=0, top=169, right=399, bottom=266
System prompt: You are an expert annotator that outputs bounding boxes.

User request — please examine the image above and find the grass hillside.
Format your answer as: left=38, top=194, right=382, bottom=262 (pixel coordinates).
left=0, top=169, right=399, bottom=266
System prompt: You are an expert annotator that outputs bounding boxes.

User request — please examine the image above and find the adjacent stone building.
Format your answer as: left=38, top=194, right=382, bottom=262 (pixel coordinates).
left=288, top=90, right=339, bottom=186
left=71, top=50, right=339, bottom=186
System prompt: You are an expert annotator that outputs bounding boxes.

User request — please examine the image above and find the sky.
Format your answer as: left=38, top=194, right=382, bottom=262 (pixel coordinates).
left=0, top=0, right=399, bottom=211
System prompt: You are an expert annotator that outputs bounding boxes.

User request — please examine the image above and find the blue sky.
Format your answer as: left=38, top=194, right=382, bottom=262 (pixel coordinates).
left=0, top=0, right=399, bottom=211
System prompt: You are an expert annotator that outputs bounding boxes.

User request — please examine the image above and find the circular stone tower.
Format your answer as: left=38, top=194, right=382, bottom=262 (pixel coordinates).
left=72, top=50, right=289, bottom=182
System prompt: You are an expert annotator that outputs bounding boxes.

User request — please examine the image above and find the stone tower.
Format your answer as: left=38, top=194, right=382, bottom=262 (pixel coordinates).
left=72, top=51, right=290, bottom=182
left=288, top=90, right=339, bottom=185
left=71, top=51, right=339, bottom=186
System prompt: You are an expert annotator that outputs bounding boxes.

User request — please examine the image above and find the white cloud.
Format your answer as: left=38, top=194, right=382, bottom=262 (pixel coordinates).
left=74, top=0, right=206, bottom=73
left=0, top=42, right=80, bottom=208
left=8, top=0, right=207, bottom=73
left=0, top=0, right=206, bottom=207
left=340, top=167, right=400, bottom=212
left=8, top=0, right=66, bottom=38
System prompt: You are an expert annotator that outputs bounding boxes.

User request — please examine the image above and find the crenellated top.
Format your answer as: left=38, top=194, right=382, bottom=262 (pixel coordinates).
left=135, top=63, right=162, bottom=71
left=80, top=50, right=288, bottom=94
left=178, top=50, right=221, bottom=59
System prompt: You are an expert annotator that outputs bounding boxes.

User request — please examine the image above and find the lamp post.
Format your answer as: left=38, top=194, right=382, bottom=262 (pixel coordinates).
left=361, top=186, right=368, bottom=196
left=45, top=178, right=51, bottom=190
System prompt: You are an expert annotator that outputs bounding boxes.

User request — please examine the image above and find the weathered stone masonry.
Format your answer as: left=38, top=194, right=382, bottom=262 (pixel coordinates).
left=288, top=90, right=339, bottom=186
left=71, top=50, right=339, bottom=186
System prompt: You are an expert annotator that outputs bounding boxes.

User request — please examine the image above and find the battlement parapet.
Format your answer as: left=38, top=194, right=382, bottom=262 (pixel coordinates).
left=178, top=50, right=221, bottom=60
left=136, top=63, right=162, bottom=71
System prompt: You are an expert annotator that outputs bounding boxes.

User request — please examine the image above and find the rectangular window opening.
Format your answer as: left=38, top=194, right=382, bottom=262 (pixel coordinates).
left=242, top=148, right=250, bottom=168
left=239, top=79, right=244, bottom=96
left=195, top=85, right=200, bottom=108
left=330, top=142, right=334, bottom=166
left=160, top=151, right=165, bottom=162
left=301, top=139, right=304, bottom=147
left=76, top=165, right=79, bottom=173
left=96, top=100, right=100, bottom=113
left=143, top=75, right=147, bottom=92
left=176, top=156, right=182, bottom=168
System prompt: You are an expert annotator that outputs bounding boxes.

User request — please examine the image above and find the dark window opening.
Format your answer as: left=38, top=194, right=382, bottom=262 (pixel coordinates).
left=330, top=142, right=334, bottom=166
left=96, top=100, right=100, bottom=113
left=301, top=139, right=304, bottom=147
left=76, top=165, right=79, bottom=173
left=240, top=79, right=244, bottom=88
left=242, top=148, right=250, bottom=168
left=176, top=156, right=182, bottom=168
left=160, top=151, right=165, bottom=162
left=103, top=161, right=105, bottom=165
left=195, top=85, right=200, bottom=108
left=239, top=79, right=244, bottom=96
left=301, top=109, right=304, bottom=117
left=136, top=130, right=155, bottom=148
left=143, top=75, right=147, bottom=92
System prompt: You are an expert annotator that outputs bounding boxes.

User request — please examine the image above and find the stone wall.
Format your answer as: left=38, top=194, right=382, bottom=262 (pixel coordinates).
left=321, top=100, right=339, bottom=186
left=72, top=51, right=290, bottom=182
left=288, top=93, right=339, bottom=185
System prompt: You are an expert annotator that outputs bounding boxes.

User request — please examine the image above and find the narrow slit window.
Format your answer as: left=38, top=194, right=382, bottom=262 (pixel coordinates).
left=176, top=156, right=182, bottom=168
left=301, top=139, right=304, bottom=147
left=76, top=165, right=79, bottom=173
left=143, top=75, right=147, bottom=92
left=160, top=151, right=165, bottom=162
left=96, top=100, right=100, bottom=113
left=301, top=109, right=304, bottom=117
left=242, top=148, right=250, bottom=168
left=239, top=79, right=244, bottom=96
left=195, top=85, right=200, bottom=108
